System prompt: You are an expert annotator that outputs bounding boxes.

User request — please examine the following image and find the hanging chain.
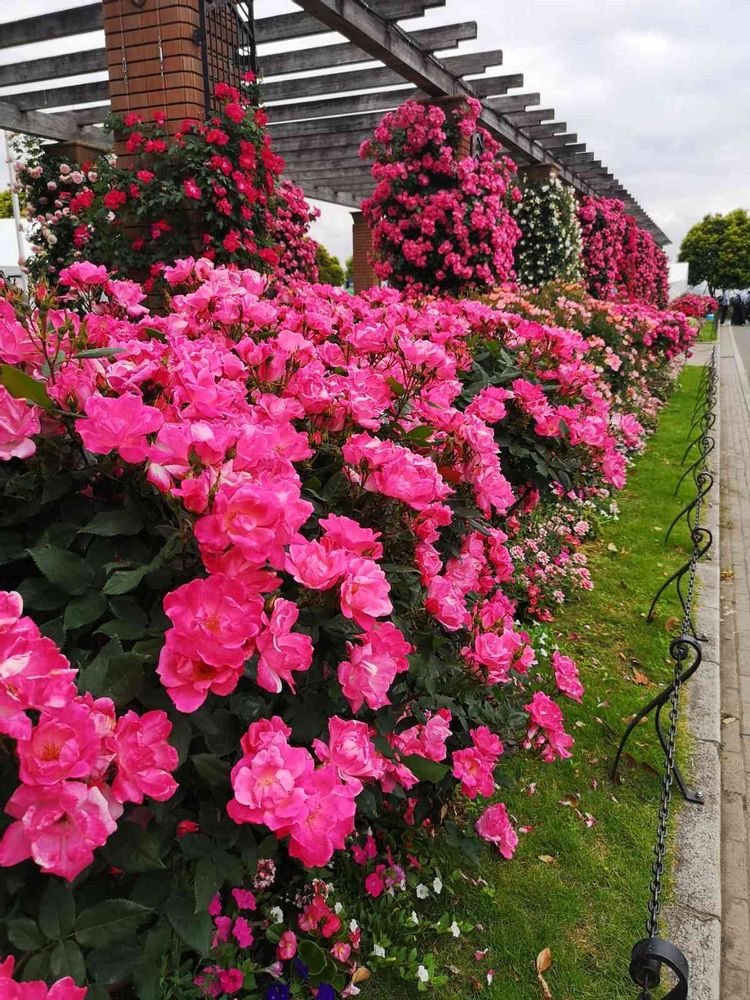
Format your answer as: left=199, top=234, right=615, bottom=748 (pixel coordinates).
left=154, top=0, right=169, bottom=122
left=118, top=5, right=131, bottom=113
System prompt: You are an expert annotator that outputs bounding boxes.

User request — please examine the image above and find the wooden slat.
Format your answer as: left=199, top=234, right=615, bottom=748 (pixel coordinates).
left=269, top=112, right=386, bottom=140
left=463, top=74, right=523, bottom=98
left=263, top=65, right=407, bottom=103
left=557, top=150, right=594, bottom=164
left=258, top=22, right=478, bottom=77
left=541, top=133, right=577, bottom=148
left=484, top=92, right=540, bottom=111
left=47, top=105, right=112, bottom=127
left=525, top=122, right=566, bottom=138
left=502, top=108, right=554, bottom=126
left=266, top=87, right=419, bottom=123
left=0, top=98, right=109, bottom=149
left=0, top=49, right=107, bottom=88
left=0, top=4, right=102, bottom=48
left=443, top=50, right=504, bottom=74
left=4, top=81, right=110, bottom=113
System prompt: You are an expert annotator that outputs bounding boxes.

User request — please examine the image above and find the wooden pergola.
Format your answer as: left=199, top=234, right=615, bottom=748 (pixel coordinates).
left=0, top=0, right=669, bottom=246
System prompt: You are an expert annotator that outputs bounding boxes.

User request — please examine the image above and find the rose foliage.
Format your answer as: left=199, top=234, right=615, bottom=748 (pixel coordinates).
left=669, top=292, right=718, bottom=319
left=14, top=82, right=319, bottom=293
left=359, top=99, right=521, bottom=295
left=0, top=260, right=694, bottom=997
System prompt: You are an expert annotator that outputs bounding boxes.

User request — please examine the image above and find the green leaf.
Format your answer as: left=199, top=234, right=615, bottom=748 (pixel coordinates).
left=103, top=822, right=165, bottom=873
left=0, top=529, right=24, bottom=564
left=386, top=376, right=406, bottom=396
left=20, top=951, right=50, bottom=982
left=75, top=899, right=152, bottom=948
left=27, top=544, right=95, bottom=596
left=96, top=618, right=147, bottom=640
left=133, top=921, right=172, bottom=1000
left=86, top=939, right=141, bottom=985
left=194, top=857, right=221, bottom=913
left=7, top=916, right=45, bottom=950
left=81, top=651, right=143, bottom=708
left=72, top=347, right=126, bottom=360
left=39, top=879, right=76, bottom=939
left=166, top=890, right=212, bottom=955
left=192, top=753, right=232, bottom=789
left=298, top=940, right=327, bottom=976
left=80, top=510, right=144, bottom=536
left=0, top=363, right=52, bottom=409
left=64, top=590, right=108, bottom=630
left=398, top=754, right=450, bottom=783
left=50, top=940, right=86, bottom=984
left=103, top=565, right=150, bottom=596
left=17, top=577, right=67, bottom=610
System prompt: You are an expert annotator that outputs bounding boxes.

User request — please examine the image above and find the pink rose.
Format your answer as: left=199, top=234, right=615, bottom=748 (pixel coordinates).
left=77, top=393, right=163, bottom=464
left=0, top=386, right=40, bottom=462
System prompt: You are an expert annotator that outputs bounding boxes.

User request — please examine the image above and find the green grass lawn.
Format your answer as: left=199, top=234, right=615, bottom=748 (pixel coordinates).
left=698, top=318, right=718, bottom=342
left=367, top=365, right=702, bottom=1000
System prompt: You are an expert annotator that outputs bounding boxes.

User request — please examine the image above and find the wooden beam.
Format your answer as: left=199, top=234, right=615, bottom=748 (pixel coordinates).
left=442, top=50, right=505, bottom=75
left=485, top=93, right=540, bottom=112
left=263, top=66, right=407, bottom=103
left=300, top=185, right=363, bottom=207
left=0, top=4, right=102, bottom=48
left=4, top=81, right=110, bottom=114
left=258, top=22, right=478, bottom=78
left=556, top=150, right=594, bottom=164
left=257, top=0, right=446, bottom=44
left=269, top=113, right=385, bottom=140
left=273, top=131, right=373, bottom=153
left=0, top=99, right=109, bottom=149
left=465, top=74, right=524, bottom=98
left=501, top=109, right=554, bottom=126
left=0, top=49, right=107, bottom=89
left=47, top=106, right=111, bottom=128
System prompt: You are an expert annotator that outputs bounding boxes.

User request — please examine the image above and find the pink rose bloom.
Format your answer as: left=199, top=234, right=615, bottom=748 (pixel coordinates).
left=58, top=260, right=109, bottom=288
left=285, top=538, right=347, bottom=591
left=231, top=887, right=256, bottom=910
left=471, top=628, right=524, bottom=684
left=228, top=726, right=313, bottom=830
left=16, top=700, right=104, bottom=786
left=312, top=716, right=384, bottom=782
left=255, top=599, right=313, bottom=694
left=0, top=590, right=22, bottom=631
left=0, top=387, right=41, bottom=461
left=218, top=969, right=244, bottom=994
left=0, top=955, right=87, bottom=998
left=0, top=624, right=78, bottom=740
left=0, top=781, right=119, bottom=880
left=475, top=802, right=518, bottom=859
left=232, top=915, right=253, bottom=948
left=340, top=557, right=392, bottom=628
left=331, top=941, right=352, bottom=962
left=77, top=393, right=163, bottom=464
left=319, top=514, right=383, bottom=559
left=286, top=764, right=359, bottom=868
left=424, top=576, right=469, bottom=631
left=157, top=641, right=244, bottom=713
left=110, top=709, right=178, bottom=804
left=525, top=691, right=563, bottom=730
left=552, top=650, right=584, bottom=703
left=337, top=621, right=412, bottom=713
left=277, top=930, right=297, bottom=960
left=163, top=574, right=262, bottom=668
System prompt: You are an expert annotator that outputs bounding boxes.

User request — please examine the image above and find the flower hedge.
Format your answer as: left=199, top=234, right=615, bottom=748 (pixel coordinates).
left=577, top=195, right=669, bottom=307
left=0, top=256, right=695, bottom=997
left=511, top=175, right=582, bottom=287
left=359, top=99, right=521, bottom=295
left=670, top=292, right=718, bottom=318
left=14, top=82, right=319, bottom=293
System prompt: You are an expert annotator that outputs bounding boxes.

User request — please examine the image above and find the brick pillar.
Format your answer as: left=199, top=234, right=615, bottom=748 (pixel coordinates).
left=103, top=0, right=206, bottom=159
left=352, top=211, right=379, bottom=294
left=518, top=163, right=561, bottom=184
left=44, top=141, right=104, bottom=169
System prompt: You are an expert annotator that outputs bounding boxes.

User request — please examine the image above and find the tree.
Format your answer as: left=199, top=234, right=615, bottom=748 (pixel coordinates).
left=314, top=243, right=345, bottom=285
left=678, top=210, right=750, bottom=294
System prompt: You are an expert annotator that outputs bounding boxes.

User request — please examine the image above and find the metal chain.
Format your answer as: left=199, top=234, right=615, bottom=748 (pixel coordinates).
left=644, top=349, right=717, bottom=941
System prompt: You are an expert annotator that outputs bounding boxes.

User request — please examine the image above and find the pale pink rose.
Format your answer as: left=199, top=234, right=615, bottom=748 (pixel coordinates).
left=552, top=650, right=584, bottom=703
left=319, top=514, right=383, bottom=559
left=58, top=260, right=109, bottom=288
left=110, top=709, right=178, bottom=804
left=255, top=599, right=313, bottom=694
left=0, top=386, right=40, bottom=461
left=339, top=557, right=392, bottom=628
left=312, top=716, right=385, bottom=782
left=475, top=801, right=518, bottom=859
left=337, top=621, right=412, bottom=713
left=286, top=764, right=359, bottom=868
left=285, top=538, right=347, bottom=590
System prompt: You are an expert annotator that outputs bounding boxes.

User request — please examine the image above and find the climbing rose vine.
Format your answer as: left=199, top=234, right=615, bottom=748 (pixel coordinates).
left=511, top=174, right=582, bottom=287
left=359, top=98, right=521, bottom=295
left=13, top=81, right=319, bottom=292
left=0, top=263, right=694, bottom=997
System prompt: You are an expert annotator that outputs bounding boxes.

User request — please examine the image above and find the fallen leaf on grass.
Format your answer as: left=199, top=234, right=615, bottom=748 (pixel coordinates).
left=351, top=967, right=371, bottom=984
left=535, top=948, right=554, bottom=999
left=632, top=669, right=651, bottom=686
left=664, top=615, right=680, bottom=632
left=607, top=543, right=618, bottom=553
left=558, top=793, right=580, bottom=808
left=538, top=854, right=556, bottom=865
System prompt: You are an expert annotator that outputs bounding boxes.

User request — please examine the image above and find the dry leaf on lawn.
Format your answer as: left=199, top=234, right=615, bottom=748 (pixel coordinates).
left=538, top=854, right=556, bottom=865
left=632, top=669, right=651, bottom=685
left=535, top=947, right=554, bottom=998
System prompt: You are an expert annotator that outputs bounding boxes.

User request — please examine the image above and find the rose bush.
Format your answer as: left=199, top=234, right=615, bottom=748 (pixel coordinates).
left=0, top=260, right=694, bottom=997
left=670, top=292, right=718, bottom=318
left=359, top=99, right=521, bottom=295
left=511, top=175, right=582, bottom=287
left=13, top=82, right=319, bottom=293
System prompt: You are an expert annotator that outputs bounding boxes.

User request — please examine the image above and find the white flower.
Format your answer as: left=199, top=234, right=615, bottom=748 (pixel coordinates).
left=334, top=901, right=343, bottom=914
left=415, top=883, right=429, bottom=899
left=432, top=876, right=443, bottom=894
left=373, top=944, right=386, bottom=958
left=417, top=965, right=430, bottom=982
left=270, top=906, right=284, bottom=923
left=410, top=910, right=419, bottom=925
left=450, top=921, right=461, bottom=938
left=349, top=918, right=359, bottom=933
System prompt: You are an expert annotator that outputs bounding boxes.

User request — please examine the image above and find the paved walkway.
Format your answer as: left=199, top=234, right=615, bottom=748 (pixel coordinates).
left=720, top=324, right=750, bottom=997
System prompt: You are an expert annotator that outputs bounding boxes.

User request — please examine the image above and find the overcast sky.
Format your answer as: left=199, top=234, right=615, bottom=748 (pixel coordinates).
left=2, top=0, right=749, bottom=280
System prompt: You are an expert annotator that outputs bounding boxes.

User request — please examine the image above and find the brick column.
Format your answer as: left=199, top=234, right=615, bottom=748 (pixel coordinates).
left=518, top=163, right=561, bottom=184
left=103, top=0, right=206, bottom=158
left=352, top=211, right=379, bottom=294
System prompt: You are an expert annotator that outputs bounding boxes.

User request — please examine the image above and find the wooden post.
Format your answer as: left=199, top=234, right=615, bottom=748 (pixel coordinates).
left=102, top=0, right=206, bottom=160
left=352, top=210, right=379, bottom=293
